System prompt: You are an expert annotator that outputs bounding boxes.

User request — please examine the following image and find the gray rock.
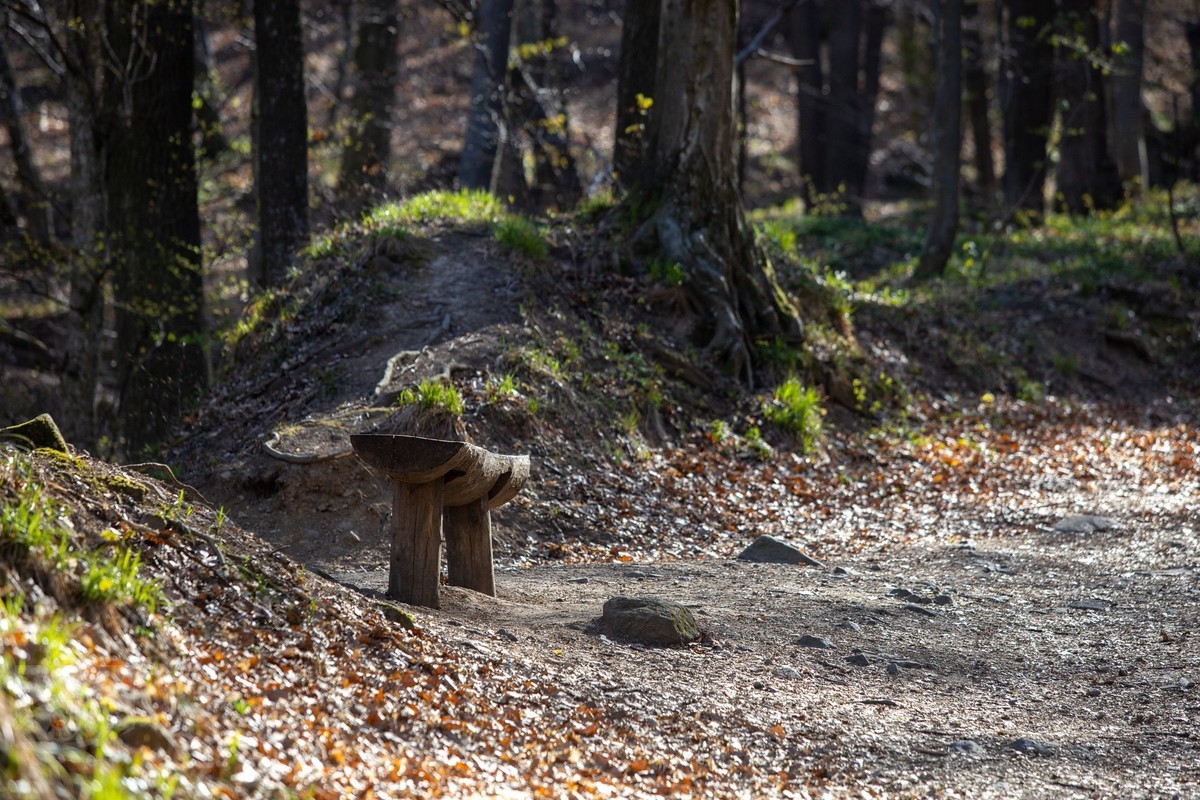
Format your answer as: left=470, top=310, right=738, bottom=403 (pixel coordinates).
left=601, top=596, right=700, bottom=646
left=796, top=634, right=834, bottom=649
left=496, top=628, right=518, bottom=642
left=949, top=739, right=984, bottom=757
left=1069, top=598, right=1112, bottom=612
left=1008, top=738, right=1055, bottom=756
left=902, top=603, right=939, bottom=618
left=775, top=666, right=803, bottom=679
left=836, top=620, right=862, bottom=633
left=1053, top=515, right=1116, bottom=534
left=738, top=535, right=825, bottom=567
left=116, top=718, right=178, bottom=755
left=845, top=653, right=874, bottom=667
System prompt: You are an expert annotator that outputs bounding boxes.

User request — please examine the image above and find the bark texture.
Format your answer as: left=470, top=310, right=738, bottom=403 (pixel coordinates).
left=613, top=0, right=661, bottom=192
left=459, top=0, right=515, bottom=189
left=787, top=0, right=824, bottom=205
left=106, top=0, right=208, bottom=453
left=1110, top=0, right=1147, bottom=188
left=0, top=24, right=51, bottom=243
left=252, top=0, right=309, bottom=287
left=1054, top=0, right=1120, bottom=214
left=643, top=0, right=800, bottom=385
left=1000, top=0, right=1054, bottom=219
left=916, top=0, right=963, bottom=279
left=338, top=0, right=401, bottom=196
left=962, top=0, right=995, bottom=196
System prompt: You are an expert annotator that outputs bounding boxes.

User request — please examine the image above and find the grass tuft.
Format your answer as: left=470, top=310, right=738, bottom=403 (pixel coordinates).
left=395, top=378, right=465, bottom=416
left=763, top=377, right=824, bottom=453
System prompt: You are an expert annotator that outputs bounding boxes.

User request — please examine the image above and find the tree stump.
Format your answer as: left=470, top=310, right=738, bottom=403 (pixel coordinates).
left=350, top=434, right=529, bottom=608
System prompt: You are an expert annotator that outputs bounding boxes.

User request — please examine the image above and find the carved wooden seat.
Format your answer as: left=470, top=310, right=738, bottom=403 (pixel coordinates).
left=350, top=434, right=530, bottom=608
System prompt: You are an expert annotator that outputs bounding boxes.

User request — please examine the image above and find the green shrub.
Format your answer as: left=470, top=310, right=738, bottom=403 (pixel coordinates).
left=494, top=216, right=548, bottom=258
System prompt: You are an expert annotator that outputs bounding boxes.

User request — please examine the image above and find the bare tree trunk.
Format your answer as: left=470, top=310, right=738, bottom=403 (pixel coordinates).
left=916, top=0, right=963, bottom=279
left=963, top=0, right=996, bottom=197
left=459, top=0, right=515, bottom=189
left=643, top=0, right=800, bottom=385
left=825, top=1, right=863, bottom=212
left=194, top=4, right=229, bottom=159
left=61, top=0, right=109, bottom=448
left=252, top=0, right=309, bottom=287
left=787, top=0, right=825, bottom=204
left=1110, top=0, right=1146, bottom=188
left=613, top=0, right=661, bottom=192
left=1055, top=0, right=1120, bottom=214
left=0, top=21, right=51, bottom=243
left=338, top=0, right=401, bottom=198
left=1000, top=0, right=1054, bottom=219
left=525, top=0, right=581, bottom=209
left=106, top=0, right=208, bottom=453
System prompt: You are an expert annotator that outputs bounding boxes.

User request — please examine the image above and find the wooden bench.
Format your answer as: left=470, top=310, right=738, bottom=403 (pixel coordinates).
left=350, top=434, right=530, bottom=608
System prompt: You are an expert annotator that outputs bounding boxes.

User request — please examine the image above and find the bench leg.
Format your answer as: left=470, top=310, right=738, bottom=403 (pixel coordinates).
left=443, top=498, right=495, bottom=596
left=389, top=479, right=443, bottom=608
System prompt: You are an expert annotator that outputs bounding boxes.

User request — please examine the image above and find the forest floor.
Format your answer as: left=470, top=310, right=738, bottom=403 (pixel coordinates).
left=7, top=195, right=1197, bottom=798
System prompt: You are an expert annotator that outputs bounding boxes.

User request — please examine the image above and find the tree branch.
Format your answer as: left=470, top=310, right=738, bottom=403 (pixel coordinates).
left=735, top=0, right=805, bottom=67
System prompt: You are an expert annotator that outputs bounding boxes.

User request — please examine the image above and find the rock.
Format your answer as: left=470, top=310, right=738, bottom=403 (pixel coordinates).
left=836, top=620, right=862, bottom=633
left=1069, top=598, right=1111, bottom=612
left=775, top=666, right=803, bottom=679
left=738, top=535, right=825, bottom=567
left=376, top=602, right=416, bottom=630
left=831, top=566, right=855, bottom=577
left=795, top=634, right=834, bottom=649
left=600, top=596, right=700, bottom=647
left=566, top=576, right=589, bottom=584
left=886, top=661, right=900, bottom=675
left=1053, top=515, right=1116, bottom=534
left=949, top=739, right=984, bottom=757
left=116, top=718, right=178, bottom=755
left=496, top=628, right=518, bottom=642
left=902, top=603, right=939, bottom=618
left=933, top=593, right=954, bottom=606
left=845, top=653, right=874, bottom=667
left=1008, top=738, right=1055, bottom=756
left=1, top=414, right=69, bottom=454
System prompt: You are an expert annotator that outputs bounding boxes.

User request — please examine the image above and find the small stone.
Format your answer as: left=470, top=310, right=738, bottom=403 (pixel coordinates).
left=933, top=594, right=954, bottom=606
left=752, top=680, right=765, bottom=690
left=566, top=576, right=589, bottom=584
left=795, top=634, right=834, bottom=649
left=1069, top=598, right=1111, bottom=612
left=886, top=661, right=900, bottom=675
left=116, top=718, right=178, bottom=755
left=831, top=566, right=855, bottom=577
left=342, top=530, right=362, bottom=544
left=1008, top=738, right=1055, bottom=756
left=496, top=628, right=518, bottom=642
left=835, top=620, right=862, bottom=633
left=376, top=602, right=416, bottom=630
left=845, top=653, right=874, bottom=667
left=949, top=739, right=984, bottom=757
left=600, top=596, right=700, bottom=647
left=775, top=666, right=803, bottom=679
left=737, top=535, right=825, bottom=567
left=902, top=603, right=939, bottom=618
left=1053, top=515, right=1116, bottom=534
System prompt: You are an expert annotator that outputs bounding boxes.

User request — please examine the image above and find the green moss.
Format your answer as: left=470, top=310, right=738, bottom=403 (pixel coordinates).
left=2, top=414, right=69, bottom=454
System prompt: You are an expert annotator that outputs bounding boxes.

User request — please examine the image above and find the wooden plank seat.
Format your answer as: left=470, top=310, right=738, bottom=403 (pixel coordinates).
left=350, top=434, right=530, bottom=608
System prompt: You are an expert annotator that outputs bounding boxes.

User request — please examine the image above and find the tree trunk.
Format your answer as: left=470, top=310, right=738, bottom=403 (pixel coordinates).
left=1110, top=0, right=1146, bottom=188
left=916, top=0, right=963, bottom=279
left=787, top=0, right=825, bottom=205
left=1000, top=0, right=1054, bottom=219
left=61, top=0, right=109, bottom=448
left=962, top=0, right=995, bottom=197
left=1054, top=0, right=1120, bottom=214
left=106, top=0, right=208, bottom=454
left=194, top=4, right=229, bottom=159
left=252, top=0, right=309, bottom=288
left=459, top=0, right=515, bottom=189
left=825, top=1, right=863, bottom=212
left=613, top=0, right=661, bottom=192
left=338, top=0, right=401, bottom=198
left=642, top=0, right=800, bottom=385
left=0, top=22, right=52, bottom=244
left=524, top=0, right=581, bottom=210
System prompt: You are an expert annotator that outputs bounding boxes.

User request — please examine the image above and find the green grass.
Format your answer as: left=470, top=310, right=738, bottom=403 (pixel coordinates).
left=369, top=189, right=504, bottom=227
left=395, top=377, right=464, bottom=415
left=763, top=378, right=824, bottom=453
left=494, top=216, right=549, bottom=258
